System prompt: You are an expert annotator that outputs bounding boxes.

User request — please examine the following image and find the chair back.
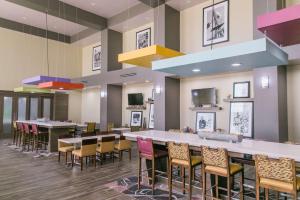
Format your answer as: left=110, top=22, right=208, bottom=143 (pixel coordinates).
left=23, top=123, right=31, bottom=134
left=107, top=122, right=114, bottom=131
left=81, top=132, right=95, bottom=137
left=137, top=137, right=153, bottom=157
left=117, top=136, right=131, bottom=150
left=255, top=154, right=296, bottom=184
left=202, top=146, right=228, bottom=168
left=131, top=126, right=140, bottom=132
left=81, top=138, right=97, bottom=156
left=99, top=136, right=115, bottom=153
left=168, top=142, right=190, bottom=162
left=16, top=122, right=23, bottom=132
left=86, top=122, right=96, bottom=133
left=31, top=124, right=38, bottom=135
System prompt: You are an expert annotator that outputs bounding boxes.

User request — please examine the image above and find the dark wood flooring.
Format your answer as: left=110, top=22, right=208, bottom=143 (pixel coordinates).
left=0, top=139, right=137, bottom=200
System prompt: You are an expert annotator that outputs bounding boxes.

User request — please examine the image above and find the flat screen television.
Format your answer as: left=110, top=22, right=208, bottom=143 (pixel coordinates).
left=191, top=88, right=217, bottom=106
left=128, top=93, right=144, bottom=105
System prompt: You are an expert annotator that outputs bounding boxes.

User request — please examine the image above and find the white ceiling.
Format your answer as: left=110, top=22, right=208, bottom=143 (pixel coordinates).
left=60, top=0, right=140, bottom=18
left=0, top=0, right=87, bottom=35
left=166, top=0, right=209, bottom=11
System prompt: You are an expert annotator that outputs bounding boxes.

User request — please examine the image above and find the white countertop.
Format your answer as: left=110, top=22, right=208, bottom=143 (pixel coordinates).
left=58, top=134, right=120, bottom=144
left=16, top=120, right=77, bottom=128
left=111, top=128, right=131, bottom=132
left=124, top=130, right=300, bottom=162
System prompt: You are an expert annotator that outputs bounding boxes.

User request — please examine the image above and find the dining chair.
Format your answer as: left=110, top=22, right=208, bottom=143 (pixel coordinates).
left=107, top=122, right=114, bottom=132
left=255, top=154, right=300, bottom=200
left=202, top=146, right=244, bottom=200
left=114, top=136, right=131, bottom=161
left=96, top=136, right=116, bottom=165
left=136, top=137, right=168, bottom=195
left=82, top=122, right=96, bottom=135
left=58, top=134, right=74, bottom=164
left=168, top=142, right=202, bottom=200
left=72, top=138, right=97, bottom=171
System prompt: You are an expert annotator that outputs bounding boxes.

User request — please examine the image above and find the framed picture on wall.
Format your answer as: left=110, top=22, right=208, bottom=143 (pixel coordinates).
left=130, top=111, right=143, bottom=127
left=233, top=81, right=250, bottom=98
left=92, top=45, right=101, bottom=71
left=148, top=103, right=154, bottom=129
left=229, top=102, right=253, bottom=138
left=196, top=112, right=216, bottom=132
left=203, top=0, right=229, bottom=47
left=136, top=28, right=151, bottom=49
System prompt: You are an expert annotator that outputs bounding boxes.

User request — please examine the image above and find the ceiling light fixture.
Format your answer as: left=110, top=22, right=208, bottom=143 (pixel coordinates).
left=232, top=63, right=242, bottom=67
left=192, top=69, right=201, bottom=73
left=90, top=2, right=96, bottom=6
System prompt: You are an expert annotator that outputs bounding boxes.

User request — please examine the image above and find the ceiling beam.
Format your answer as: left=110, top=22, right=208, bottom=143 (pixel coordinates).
left=138, top=0, right=165, bottom=8
left=0, top=17, right=70, bottom=43
left=6, top=0, right=107, bottom=30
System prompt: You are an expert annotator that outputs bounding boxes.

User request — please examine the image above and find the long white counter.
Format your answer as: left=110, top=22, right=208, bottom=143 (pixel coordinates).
left=124, top=130, right=300, bottom=162
left=16, top=120, right=77, bottom=128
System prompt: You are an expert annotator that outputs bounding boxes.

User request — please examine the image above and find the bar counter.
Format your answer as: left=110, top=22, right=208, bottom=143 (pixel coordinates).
left=124, top=130, right=300, bottom=161
left=16, top=120, right=81, bottom=152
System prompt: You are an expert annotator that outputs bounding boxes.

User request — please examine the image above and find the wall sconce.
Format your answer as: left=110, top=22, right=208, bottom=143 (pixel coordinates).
left=155, top=85, right=162, bottom=94
left=100, top=91, right=107, bottom=98
left=261, top=76, right=269, bottom=89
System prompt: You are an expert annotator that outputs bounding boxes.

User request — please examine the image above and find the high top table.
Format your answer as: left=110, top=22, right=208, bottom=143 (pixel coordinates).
left=17, top=120, right=77, bottom=152
left=124, top=130, right=300, bottom=162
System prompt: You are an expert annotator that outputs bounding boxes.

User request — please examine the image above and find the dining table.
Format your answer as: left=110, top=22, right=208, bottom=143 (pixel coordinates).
left=58, top=134, right=120, bottom=144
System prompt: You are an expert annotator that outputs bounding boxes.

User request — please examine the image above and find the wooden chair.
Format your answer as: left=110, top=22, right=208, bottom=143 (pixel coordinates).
left=255, top=154, right=300, bottom=200
left=72, top=138, right=97, bottom=171
left=136, top=137, right=168, bottom=194
left=31, top=124, right=49, bottom=152
left=96, top=136, right=116, bottom=165
left=107, top=122, right=114, bottom=132
left=58, top=134, right=74, bottom=164
left=114, top=136, right=131, bottom=161
left=82, top=122, right=96, bottom=135
left=16, top=122, right=24, bottom=147
left=168, top=142, right=202, bottom=200
left=202, top=146, right=244, bottom=200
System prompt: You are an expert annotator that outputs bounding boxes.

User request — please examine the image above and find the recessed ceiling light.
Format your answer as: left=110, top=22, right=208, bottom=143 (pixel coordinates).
left=186, top=0, right=192, bottom=3
left=59, top=87, right=64, bottom=90
left=90, top=2, right=96, bottom=6
left=232, top=63, right=242, bottom=67
left=192, top=69, right=201, bottom=73
left=21, top=16, right=27, bottom=20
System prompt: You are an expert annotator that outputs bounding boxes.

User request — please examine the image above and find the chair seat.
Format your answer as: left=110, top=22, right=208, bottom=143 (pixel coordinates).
left=260, top=177, right=300, bottom=192
left=59, top=146, right=74, bottom=153
left=172, top=156, right=202, bottom=167
left=205, top=163, right=243, bottom=176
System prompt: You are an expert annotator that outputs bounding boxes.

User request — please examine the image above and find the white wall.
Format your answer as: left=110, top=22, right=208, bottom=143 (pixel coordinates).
left=81, top=87, right=101, bottom=123
left=122, top=83, right=153, bottom=127
left=82, top=42, right=101, bottom=76
left=122, top=23, right=154, bottom=69
left=68, top=91, right=82, bottom=123
left=180, top=71, right=254, bottom=131
left=180, top=0, right=253, bottom=53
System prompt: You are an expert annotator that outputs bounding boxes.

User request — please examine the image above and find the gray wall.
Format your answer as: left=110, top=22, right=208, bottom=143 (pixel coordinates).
left=253, top=66, right=288, bottom=142
left=53, top=93, right=68, bottom=121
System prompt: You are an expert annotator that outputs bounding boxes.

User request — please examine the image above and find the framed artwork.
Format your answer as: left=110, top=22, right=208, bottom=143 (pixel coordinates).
left=92, top=45, right=101, bottom=71
left=229, top=102, right=253, bottom=138
left=203, top=0, right=229, bottom=47
left=233, top=81, right=250, bottom=98
left=196, top=112, right=216, bottom=132
left=136, top=28, right=151, bottom=49
left=130, top=111, right=143, bottom=127
left=148, top=103, right=154, bottom=129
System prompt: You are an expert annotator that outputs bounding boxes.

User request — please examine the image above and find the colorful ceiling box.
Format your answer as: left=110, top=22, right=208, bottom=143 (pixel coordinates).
left=38, top=81, right=84, bottom=90
left=14, top=86, right=52, bottom=93
left=22, top=75, right=71, bottom=85
left=257, top=4, right=300, bottom=46
left=118, top=45, right=184, bottom=68
left=152, top=38, right=288, bottom=77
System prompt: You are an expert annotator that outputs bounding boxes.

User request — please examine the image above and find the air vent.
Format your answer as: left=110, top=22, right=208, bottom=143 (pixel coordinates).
left=120, top=73, right=137, bottom=78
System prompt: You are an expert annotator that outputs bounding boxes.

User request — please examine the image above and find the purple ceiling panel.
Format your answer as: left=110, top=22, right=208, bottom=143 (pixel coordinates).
left=22, top=75, right=71, bottom=85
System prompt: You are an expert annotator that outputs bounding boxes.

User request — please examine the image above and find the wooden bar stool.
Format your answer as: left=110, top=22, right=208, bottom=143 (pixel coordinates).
left=16, top=122, right=24, bottom=147
left=255, top=154, right=300, bottom=200
left=202, top=146, right=244, bottom=200
left=168, top=142, right=202, bottom=200
left=136, top=137, right=168, bottom=195
left=22, top=123, right=32, bottom=151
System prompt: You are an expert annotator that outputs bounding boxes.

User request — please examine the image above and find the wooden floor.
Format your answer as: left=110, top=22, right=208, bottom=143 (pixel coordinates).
left=0, top=139, right=137, bottom=200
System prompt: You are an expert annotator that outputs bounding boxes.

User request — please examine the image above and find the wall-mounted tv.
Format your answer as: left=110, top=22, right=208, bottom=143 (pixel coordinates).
left=191, top=88, right=217, bottom=107
left=128, top=93, right=144, bottom=105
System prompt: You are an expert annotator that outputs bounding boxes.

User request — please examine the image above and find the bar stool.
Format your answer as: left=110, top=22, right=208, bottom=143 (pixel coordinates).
left=114, top=136, right=132, bottom=161
left=255, top=154, right=300, bottom=200
left=202, top=146, right=244, bottom=200
left=22, top=123, right=32, bottom=151
left=16, top=122, right=24, bottom=147
left=137, top=137, right=168, bottom=194
left=168, top=142, right=202, bottom=200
